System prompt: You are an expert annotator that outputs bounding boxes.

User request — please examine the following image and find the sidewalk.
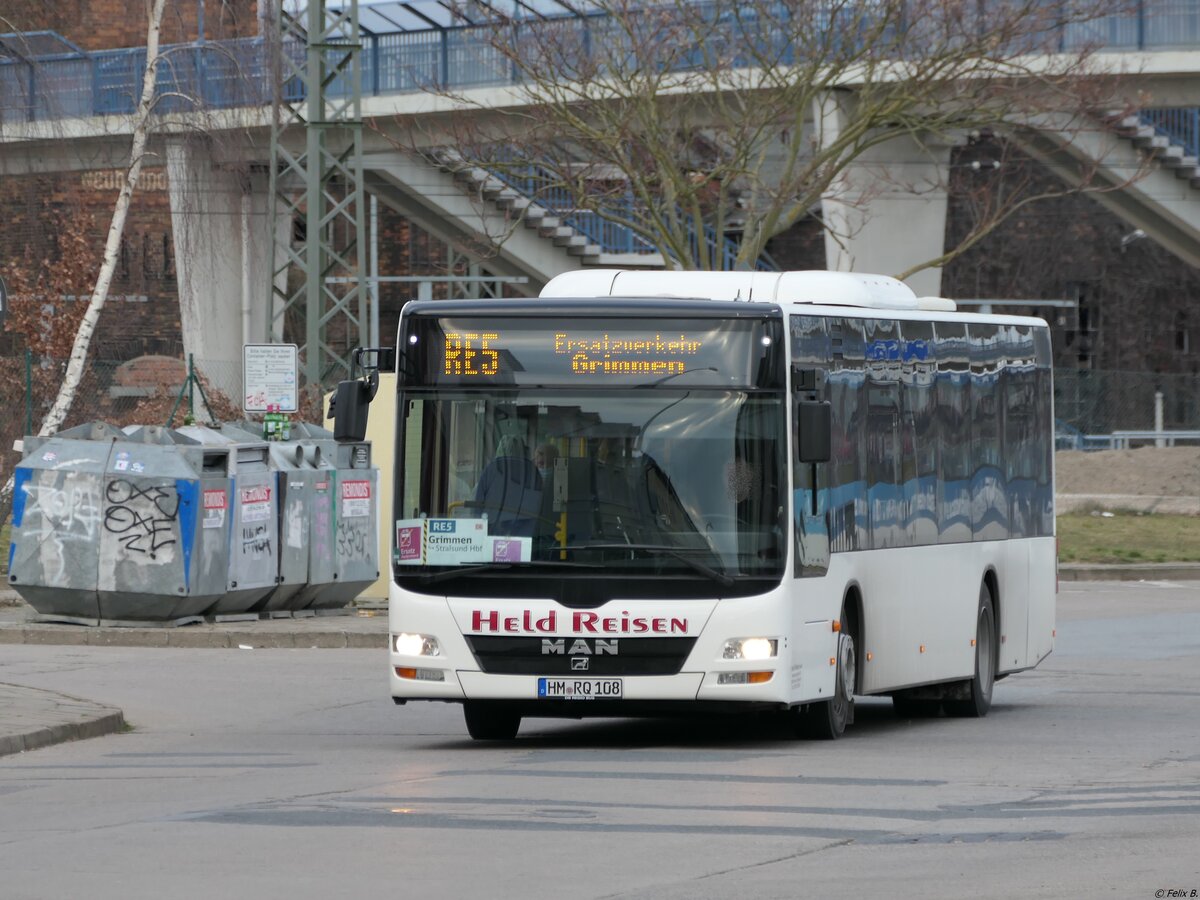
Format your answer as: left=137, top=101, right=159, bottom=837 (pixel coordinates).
left=0, top=682, right=125, bottom=757
left=0, top=595, right=388, bottom=759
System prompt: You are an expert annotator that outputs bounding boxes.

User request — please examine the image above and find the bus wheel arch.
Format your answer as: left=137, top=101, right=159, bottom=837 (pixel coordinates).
left=841, top=584, right=864, bottom=695
left=984, top=567, right=1001, bottom=650
left=983, top=566, right=1010, bottom=679
left=945, top=577, right=998, bottom=718
left=799, top=586, right=859, bottom=740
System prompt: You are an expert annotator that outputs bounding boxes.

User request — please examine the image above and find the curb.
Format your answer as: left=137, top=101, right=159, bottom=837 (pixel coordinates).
left=1059, top=563, right=1200, bottom=581
left=0, top=683, right=126, bottom=757
left=0, top=624, right=387, bottom=649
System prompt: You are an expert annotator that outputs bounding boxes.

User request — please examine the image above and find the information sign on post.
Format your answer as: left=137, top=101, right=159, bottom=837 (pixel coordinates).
left=243, top=344, right=299, bottom=413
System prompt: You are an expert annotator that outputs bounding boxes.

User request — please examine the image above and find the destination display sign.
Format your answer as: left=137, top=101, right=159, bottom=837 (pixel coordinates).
left=403, top=316, right=783, bottom=388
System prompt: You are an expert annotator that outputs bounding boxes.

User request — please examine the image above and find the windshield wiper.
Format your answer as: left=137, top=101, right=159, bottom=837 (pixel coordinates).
left=415, top=559, right=601, bottom=585
left=559, top=542, right=735, bottom=588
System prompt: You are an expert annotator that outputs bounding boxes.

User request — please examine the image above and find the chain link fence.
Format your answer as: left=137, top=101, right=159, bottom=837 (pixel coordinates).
left=1054, top=369, right=1200, bottom=438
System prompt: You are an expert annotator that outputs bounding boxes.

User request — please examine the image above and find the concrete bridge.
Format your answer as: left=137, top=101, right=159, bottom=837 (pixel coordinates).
left=1, top=4, right=1199, bottom=387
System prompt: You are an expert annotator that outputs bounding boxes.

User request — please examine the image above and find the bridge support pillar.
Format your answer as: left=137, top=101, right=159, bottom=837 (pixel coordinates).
left=815, top=94, right=952, bottom=298
left=166, top=137, right=273, bottom=404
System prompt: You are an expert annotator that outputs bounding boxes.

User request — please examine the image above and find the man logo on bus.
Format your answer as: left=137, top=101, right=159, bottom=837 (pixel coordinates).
left=542, top=638, right=619, bottom=655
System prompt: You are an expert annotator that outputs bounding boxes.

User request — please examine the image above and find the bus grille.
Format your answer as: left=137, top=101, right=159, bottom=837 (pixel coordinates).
left=464, top=636, right=697, bottom=676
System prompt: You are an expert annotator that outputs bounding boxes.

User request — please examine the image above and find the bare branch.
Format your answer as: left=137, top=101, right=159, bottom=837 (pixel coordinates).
left=409, top=0, right=1140, bottom=272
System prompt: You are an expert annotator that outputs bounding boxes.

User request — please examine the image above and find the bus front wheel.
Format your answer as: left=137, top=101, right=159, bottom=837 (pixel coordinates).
left=945, top=582, right=997, bottom=719
left=463, top=702, right=521, bottom=740
left=801, top=629, right=856, bottom=740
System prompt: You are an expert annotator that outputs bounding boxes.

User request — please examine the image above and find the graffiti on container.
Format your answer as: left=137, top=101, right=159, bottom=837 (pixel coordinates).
left=313, top=497, right=333, bottom=564
left=286, top=499, right=305, bottom=549
left=241, top=523, right=272, bottom=559
left=102, top=480, right=179, bottom=560
left=336, top=518, right=371, bottom=560
left=23, top=477, right=102, bottom=540
left=20, top=473, right=102, bottom=583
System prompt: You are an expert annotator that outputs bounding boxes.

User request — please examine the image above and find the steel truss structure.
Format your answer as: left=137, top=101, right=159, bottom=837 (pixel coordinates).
left=268, top=0, right=367, bottom=390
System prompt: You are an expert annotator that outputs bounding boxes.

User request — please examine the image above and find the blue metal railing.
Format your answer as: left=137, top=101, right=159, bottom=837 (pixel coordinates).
left=488, top=157, right=774, bottom=267
left=1143, top=108, right=1200, bottom=158
left=0, top=36, right=270, bottom=120
left=2, top=2, right=1198, bottom=123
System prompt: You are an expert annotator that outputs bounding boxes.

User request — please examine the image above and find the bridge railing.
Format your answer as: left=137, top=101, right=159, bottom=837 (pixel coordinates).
left=3, top=1, right=1200, bottom=123
left=0, top=36, right=270, bottom=122
left=1142, top=108, right=1200, bottom=159
left=486, top=156, right=776, bottom=266
left=1063, top=0, right=1200, bottom=48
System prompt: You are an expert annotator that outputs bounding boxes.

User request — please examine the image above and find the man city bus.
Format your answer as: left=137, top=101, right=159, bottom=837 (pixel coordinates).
left=334, top=270, right=1055, bottom=740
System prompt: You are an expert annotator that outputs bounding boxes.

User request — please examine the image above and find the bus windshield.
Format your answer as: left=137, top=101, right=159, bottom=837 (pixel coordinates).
left=395, top=388, right=787, bottom=591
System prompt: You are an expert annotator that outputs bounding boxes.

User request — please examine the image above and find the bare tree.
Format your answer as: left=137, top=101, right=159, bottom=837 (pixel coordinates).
left=410, top=0, right=1144, bottom=273
left=35, top=0, right=170, bottom=435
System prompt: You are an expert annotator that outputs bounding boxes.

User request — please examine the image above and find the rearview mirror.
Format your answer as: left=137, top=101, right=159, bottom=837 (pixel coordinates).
left=797, top=400, right=831, bottom=463
left=331, top=379, right=373, bottom=442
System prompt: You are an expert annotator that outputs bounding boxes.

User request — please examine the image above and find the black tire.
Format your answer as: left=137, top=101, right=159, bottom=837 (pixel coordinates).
left=463, top=702, right=521, bottom=740
left=891, top=695, right=941, bottom=719
left=945, top=582, right=997, bottom=718
left=802, top=628, right=856, bottom=740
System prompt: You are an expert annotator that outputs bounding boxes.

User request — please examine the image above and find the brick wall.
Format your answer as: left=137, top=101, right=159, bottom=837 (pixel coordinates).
left=764, top=216, right=825, bottom=273
left=940, top=140, right=1200, bottom=377
left=0, top=168, right=183, bottom=360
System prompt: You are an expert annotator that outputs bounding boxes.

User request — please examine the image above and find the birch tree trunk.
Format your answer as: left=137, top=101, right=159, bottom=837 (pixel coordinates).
left=37, top=0, right=169, bottom=437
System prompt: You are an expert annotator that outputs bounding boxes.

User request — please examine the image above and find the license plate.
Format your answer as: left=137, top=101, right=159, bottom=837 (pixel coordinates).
left=537, top=677, right=623, bottom=700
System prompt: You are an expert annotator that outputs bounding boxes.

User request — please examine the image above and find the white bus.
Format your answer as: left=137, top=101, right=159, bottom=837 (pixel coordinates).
left=345, top=269, right=1055, bottom=740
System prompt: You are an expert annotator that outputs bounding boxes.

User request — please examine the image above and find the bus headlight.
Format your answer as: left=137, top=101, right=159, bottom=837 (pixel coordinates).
left=722, top=637, right=778, bottom=660
left=393, top=633, right=441, bottom=657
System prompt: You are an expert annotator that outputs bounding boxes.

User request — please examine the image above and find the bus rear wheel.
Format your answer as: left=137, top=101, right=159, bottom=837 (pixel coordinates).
left=801, top=629, right=856, bottom=740
left=945, top=582, right=997, bottom=718
left=463, top=702, right=521, bottom=740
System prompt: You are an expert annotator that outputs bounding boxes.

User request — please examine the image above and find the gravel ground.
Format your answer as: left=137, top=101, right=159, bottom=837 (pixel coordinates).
left=1055, top=446, right=1200, bottom=514
left=1056, top=447, right=1200, bottom=497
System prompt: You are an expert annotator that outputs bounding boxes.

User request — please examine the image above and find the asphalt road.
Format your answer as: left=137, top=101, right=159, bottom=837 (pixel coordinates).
left=1, top=580, right=1198, bottom=900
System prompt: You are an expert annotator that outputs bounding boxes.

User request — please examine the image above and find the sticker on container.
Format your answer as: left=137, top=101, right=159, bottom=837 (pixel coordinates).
left=203, top=489, right=227, bottom=529
left=341, top=480, right=372, bottom=518
left=240, top=484, right=272, bottom=522
left=130, top=461, right=145, bottom=474
left=41, top=451, right=57, bottom=462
